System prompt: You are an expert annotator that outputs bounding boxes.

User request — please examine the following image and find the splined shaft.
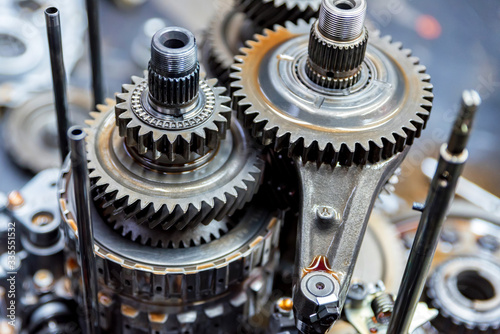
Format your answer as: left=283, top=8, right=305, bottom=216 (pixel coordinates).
left=148, top=27, right=200, bottom=107
left=306, top=0, right=368, bottom=89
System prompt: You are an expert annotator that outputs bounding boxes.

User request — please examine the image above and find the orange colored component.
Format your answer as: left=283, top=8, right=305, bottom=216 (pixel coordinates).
left=7, top=190, right=24, bottom=209
left=302, top=255, right=336, bottom=277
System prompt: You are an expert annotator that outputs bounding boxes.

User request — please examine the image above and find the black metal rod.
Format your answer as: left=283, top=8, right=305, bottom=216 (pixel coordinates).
left=85, top=0, right=105, bottom=108
left=69, top=126, right=100, bottom=334
left=387, top=90, right=481, bottom=334
left=45, top=7, right=69, bottom=162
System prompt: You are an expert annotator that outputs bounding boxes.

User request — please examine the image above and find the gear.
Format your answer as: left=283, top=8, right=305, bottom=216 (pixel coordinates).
left=2, top=88, right=90, bottom=173
left=87, top=100, right=264, bottom=231
left=231, top=21, right=433, bottom=166
left=202, top=0, right=320, bottom=87
left=204, top=0, right=254, bottom=87
left=115, top=74, right=232, bottom=161
left=425, top=256, right=500, bottom=333
left=238, top=0, right=320, bottom=29
left=60, top=159, right=280, bottom=301
left=112, top=213, right=233, bottom=249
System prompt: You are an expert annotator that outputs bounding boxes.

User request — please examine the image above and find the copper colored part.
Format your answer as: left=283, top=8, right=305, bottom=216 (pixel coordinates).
left=302, top=255, right=335, bottom=277
left=7, top=190, right=24, bottom=209
left=278, top=297, right=294, bottom=312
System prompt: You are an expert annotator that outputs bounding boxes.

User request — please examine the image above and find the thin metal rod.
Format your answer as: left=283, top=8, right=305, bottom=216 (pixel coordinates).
left=69, top=126, right=100, bottom=334
left=45, top=7, right=69, bottom=162
left=85, top=0, right=105, bottom=108
left=387, top=90, right=481, bottom=334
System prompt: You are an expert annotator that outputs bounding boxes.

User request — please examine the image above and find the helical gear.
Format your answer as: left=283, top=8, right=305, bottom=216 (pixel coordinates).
left=203, top=0, right=320, bottom=87
left=60, top=160, right=280, bottom=301
left=230, top=21, right=433, bottom=166
left=115, top=74, right=232, bottom=161
left=237, top=0, right=320, bottom=29
left=86, top=99, right=264, bottom=231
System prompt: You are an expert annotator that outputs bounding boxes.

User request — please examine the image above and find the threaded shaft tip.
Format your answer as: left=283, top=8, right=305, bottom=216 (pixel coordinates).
left=150, top=27, right=198, bottom=77
left=318, top=0, right=366, bottom=41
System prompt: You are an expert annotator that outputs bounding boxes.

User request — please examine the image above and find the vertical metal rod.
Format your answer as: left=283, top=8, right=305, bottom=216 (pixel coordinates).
left=85, top=0, right=105, bottom=108
left=68, top=126, right=100, bottom=334
left=387, top=90, right=481, bottom=334
left=45, top=7, right=69, bottom=162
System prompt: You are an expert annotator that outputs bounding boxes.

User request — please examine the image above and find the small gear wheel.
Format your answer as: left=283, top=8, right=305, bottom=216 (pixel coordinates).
left=86, top=100, right=264, bottom=231
left=115, top=74, right=232, bottom=161
left=425, top=256, right=500, bottom=333
left=231, top=21, right=433, bottom=166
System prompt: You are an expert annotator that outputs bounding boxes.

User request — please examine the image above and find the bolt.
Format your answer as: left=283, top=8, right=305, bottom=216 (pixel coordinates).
left=478, top=234, right=500, bottom=252
left=316, top=205, right=337, bottom=222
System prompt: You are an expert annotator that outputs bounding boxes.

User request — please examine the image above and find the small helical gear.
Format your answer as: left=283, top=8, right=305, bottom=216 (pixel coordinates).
left=230, top=21, right=433, bottom=166
left=86, top=100, right=264, bottom=231
left=115, top=74, right=232, bottom=161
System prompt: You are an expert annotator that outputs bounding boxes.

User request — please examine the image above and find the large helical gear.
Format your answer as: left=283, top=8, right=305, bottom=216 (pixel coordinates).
left=115, top=74, right=232, bottom=161
left=238, top=0, right=320, bottom=29
left=86, top=99, right=264, bottom=232
left=203, top=0, right=320, bottom=87
left=231, top=20, right=433, bottom=166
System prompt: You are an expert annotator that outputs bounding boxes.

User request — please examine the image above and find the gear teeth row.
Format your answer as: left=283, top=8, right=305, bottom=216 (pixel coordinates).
left=148, top=63, right=200, bottom=106
left=111, top=212, right=232, bottom=249
left=230, top=25, right=433, bottom=167
left=115, top=75, right=232, bottom=161
left=308, top=24, right=368, bottom=73
left=90, top=160, right=263, bottom=231
left=60, top=167, right=280, bottom=301
left=305, top=62, right=362, bottom=89
left=85, top=100, right=264, bottom=231
left=237, top=0, right=320, bottom=29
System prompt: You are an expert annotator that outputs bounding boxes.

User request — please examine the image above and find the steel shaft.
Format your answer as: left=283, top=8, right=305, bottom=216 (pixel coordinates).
left=45, top=7, right=69, bottom=162
left=387, top=90, right=480, bottom=334
left=69, top=126, right=100, bottom=334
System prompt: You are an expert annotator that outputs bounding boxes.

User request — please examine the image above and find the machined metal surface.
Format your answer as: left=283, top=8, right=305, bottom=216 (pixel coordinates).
left=230, top=14, right=432, bottom=331
left=231, top=22, right=432, bottom=166
left=116, top=74, right=232, bottom=161
left=60, top=158, right=280, bottom=301
left=87, top=99, right=263, bottom=231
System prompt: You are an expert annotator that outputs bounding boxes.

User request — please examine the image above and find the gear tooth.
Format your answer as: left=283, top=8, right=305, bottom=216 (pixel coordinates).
left=409, top=56, right=420, bottom=65
left=131, top=76, right=144, bottom=84
left=415, top=64, right=427, bottom=73
left=116, top=93, right=128, bottom=103
left=122, top=84, right=136, bottom=93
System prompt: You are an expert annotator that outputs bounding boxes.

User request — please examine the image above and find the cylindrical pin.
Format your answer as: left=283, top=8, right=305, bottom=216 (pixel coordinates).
left=85, top=0, right=105, bottom=108
left=45, top=7, right=69, bottom=162
left=69, top=126, right=100, bottom=334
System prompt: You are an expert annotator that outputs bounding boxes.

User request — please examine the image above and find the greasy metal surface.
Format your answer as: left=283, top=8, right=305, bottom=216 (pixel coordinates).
left=293, top=149, right=407, bottom=316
